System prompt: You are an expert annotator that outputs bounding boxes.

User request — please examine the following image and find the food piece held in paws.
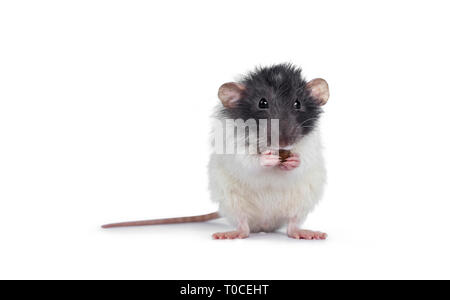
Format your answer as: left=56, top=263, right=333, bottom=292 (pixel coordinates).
left=278, top=149, right=291, bottom=162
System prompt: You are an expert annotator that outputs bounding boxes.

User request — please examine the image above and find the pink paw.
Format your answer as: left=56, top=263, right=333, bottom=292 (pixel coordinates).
left=288, top=229, right=327, bottom=240
left=279, top=153, right=300, bottom=171
left=260, top=150, right=281, bottom=167
left=212, top=231, right=249, bottom=240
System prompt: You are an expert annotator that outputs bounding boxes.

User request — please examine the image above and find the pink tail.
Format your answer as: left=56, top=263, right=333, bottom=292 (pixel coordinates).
left=102, top=212, right=220, bottom=229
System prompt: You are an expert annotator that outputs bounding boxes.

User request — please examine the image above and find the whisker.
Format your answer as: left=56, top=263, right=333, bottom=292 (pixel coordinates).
left=299, top=117, right=318, bottom=127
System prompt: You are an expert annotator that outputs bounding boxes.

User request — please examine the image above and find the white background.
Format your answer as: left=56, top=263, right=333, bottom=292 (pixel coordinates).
left=1, top=0, right=450, bottom=280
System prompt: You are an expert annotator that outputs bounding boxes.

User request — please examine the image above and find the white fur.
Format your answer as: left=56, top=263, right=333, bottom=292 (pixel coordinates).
left=208, top=107, right=326, bottom=233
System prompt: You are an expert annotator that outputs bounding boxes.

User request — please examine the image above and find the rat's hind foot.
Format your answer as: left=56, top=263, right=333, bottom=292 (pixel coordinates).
left=288, top=229, right=327, bottom=240
left=212, top=231, right=249, bottom=240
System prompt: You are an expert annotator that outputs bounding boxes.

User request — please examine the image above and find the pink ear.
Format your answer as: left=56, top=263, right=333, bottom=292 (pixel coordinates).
left=218, top=82, right=245, bottom=108
left=306, top=78, right=329, bottom=106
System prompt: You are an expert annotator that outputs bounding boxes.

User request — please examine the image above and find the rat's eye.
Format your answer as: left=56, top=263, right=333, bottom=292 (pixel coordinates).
left=294, top=100, right=302, bottom=110
left=259, top=98, right=269, bottom=109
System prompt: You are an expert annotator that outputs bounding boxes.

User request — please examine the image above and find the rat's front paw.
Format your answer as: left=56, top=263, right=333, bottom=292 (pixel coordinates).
left=279, top=153, right=300, bottom=171
left=260, top=150, right=281, bottom=167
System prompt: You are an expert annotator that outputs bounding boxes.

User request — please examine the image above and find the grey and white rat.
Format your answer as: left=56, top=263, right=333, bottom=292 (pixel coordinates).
left=103, top=63, right=330, bottom=240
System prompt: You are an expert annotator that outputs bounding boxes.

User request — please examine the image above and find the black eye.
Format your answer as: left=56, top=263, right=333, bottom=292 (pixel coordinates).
left=294, top=100, right=302, bottom=110
left=259, top=98, right=269, bottom=109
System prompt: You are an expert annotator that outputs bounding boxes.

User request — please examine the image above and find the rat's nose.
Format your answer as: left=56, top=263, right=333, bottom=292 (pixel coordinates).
left=279, top=132, right=295, bottom=148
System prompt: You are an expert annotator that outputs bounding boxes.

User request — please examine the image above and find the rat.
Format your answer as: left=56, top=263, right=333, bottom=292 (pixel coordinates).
left=102, top=63, right=330, bottom=240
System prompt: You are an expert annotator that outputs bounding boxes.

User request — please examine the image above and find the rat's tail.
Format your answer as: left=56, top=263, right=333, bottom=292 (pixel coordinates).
left=101, top=212, right=220, bottom=229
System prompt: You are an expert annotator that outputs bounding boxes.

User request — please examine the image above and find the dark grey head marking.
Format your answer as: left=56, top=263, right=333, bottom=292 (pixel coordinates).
left=218, top=63, right=329, bottom=149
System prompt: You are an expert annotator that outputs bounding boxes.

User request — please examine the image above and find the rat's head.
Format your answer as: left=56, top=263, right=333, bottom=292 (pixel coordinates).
left=218, top=64, right=329, bottom=150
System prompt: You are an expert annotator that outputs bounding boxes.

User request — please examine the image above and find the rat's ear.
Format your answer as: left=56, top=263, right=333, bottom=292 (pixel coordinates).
left=306, top=78, right=329, bottom=106
left=218, top=82, right=245, bottom=108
